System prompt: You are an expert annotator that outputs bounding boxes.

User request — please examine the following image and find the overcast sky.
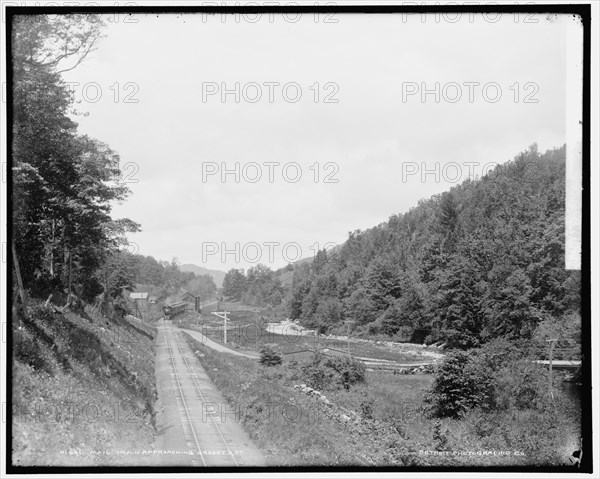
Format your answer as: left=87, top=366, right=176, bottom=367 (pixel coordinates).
left=61, top=12, right=574, bottom=272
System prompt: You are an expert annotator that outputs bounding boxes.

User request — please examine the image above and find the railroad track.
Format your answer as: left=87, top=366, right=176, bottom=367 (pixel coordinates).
left=163, top=327, right=241, bottom=467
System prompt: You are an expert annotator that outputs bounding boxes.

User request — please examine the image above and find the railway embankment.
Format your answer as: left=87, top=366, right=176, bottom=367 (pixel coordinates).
left=12, top=300, right=158, bottom=466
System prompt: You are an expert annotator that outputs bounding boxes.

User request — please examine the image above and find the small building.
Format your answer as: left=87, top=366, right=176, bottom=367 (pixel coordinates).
left=179, top=290, right=196, bottom=303
left=148, top=296, right=158, bottom=304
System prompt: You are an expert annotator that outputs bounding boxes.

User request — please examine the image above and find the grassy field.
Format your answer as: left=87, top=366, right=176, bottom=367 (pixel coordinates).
left=176, top=302, right=441, bottom=364
left=12, top=301, right=158, bottom=466
left=183, top=332, right=580, bottom=468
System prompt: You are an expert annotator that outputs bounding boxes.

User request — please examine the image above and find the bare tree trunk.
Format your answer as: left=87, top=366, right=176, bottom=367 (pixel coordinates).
left=12, top=239, right=28, bottom=319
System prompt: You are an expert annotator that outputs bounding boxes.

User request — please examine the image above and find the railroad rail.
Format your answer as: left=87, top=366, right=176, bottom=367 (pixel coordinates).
left=163, top=328, right=240, bottom=467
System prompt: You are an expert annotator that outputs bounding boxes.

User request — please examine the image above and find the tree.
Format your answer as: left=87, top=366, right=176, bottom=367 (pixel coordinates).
left=289, top=265, right=311, bottom=320
left=279, top=144, right=577, bottom=348
left=363, top=256, right=403, bottom=310
left=186, top=274, right=217, bottom=301
left=12, top=14, right=138, bottom=308
left=12, top=14, right=105, bottom=73
left=95, top=249, right=138, bottom=299
left=242, top=264, right=284, bottom=306
left=314, top=297, right=342, bottom=332
left=343, top=287, right=378, bottom=326
left=429, top=255, right=486, bottom=349
left=222, top=269, right=247, bottom=301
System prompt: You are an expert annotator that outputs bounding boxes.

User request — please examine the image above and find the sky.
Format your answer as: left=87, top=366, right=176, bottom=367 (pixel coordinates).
left=60, top=11, right=575, bottom=273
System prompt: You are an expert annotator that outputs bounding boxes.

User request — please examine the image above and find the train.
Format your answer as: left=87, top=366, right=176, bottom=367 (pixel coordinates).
left=163, top=301, right=188, bottom=320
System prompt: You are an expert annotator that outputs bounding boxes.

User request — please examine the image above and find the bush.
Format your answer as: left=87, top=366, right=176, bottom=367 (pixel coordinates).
left=259, top=344, right=283, bottom=366
left=424, top=350, right=493, bottom=418
left=300, top=352, right=366, bottom=390
left=424, top=339, right=565, bottom=418
left=322, top=355, right=366, bottom=389
left=300, top=353, right=337, bottom=390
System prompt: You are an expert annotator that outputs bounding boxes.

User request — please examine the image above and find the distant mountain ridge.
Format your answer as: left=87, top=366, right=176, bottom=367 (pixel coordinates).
left=179, top=264, right=227, bottom=288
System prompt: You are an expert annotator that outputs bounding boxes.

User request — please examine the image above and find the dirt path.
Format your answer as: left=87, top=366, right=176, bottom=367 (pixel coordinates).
left=180, top=326, right=439, bottom=369
left=181, top=327, right=260, bottom=359
left=153, top=320, right=265, bottom=466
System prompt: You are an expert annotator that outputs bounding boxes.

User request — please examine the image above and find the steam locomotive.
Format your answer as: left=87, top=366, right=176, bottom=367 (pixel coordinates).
left=162, top=301, right=188, bottom=320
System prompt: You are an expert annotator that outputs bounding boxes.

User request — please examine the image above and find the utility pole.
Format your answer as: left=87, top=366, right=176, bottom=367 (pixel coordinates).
left=547, top=338, right=558, bottom=399
left=345, top=320, right=356, bottom=357
left=212, top=311, right=230, bottom=344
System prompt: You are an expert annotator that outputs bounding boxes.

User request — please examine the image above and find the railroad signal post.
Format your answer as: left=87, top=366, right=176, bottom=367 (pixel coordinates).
left=212, top=311, right=230, bottom=344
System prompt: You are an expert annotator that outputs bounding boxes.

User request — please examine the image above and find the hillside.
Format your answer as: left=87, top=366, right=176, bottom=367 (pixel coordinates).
left=179, top=264, right=227, bottom=288
left=223, top=144, right=580, bottom=351
left=286, top=144, right=580, bottom=350
left=12, top=301, right=158, bottom=466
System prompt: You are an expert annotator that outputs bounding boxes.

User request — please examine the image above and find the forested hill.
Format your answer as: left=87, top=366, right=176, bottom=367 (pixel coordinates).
left=287, top=144, right=580, bottom=349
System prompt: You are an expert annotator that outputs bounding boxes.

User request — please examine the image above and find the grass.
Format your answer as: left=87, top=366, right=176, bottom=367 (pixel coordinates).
left=182, top=332, right=385, bottom=466
left=176, top=303, right=441, bottom=364
left=182, top=331, right=581, bottom=468
left=12, top=301, right=158, bottom=466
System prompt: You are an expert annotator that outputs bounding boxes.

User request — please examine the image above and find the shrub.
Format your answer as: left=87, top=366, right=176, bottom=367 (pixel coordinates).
left=360, top=396, right=374, bottom=420
left=259, top=344, right=283, bottom=366
left=425, top=339, right=566, bottom=418
left=424, top=350, right=493, bottom=418
left=322, top=355, right=366, bottom=390
left=300, top=352, right=366, bottom=390
left=492, top=359, right=551, bottom=411
left=300, top=353, right=337, bottom=390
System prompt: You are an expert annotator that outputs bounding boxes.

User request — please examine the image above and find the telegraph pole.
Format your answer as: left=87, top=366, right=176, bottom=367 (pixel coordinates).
left=345, top=320, right=356, bottom=357
left=546, top=338, right=558, bottom=399
left=212, top=311, right=230, bottom=344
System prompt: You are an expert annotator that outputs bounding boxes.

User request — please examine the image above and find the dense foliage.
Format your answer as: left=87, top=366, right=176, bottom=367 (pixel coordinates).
left=223, top=264, right=285, bottom=307
left=297, top=351, right=367, bottom=390
left=284, top=145, right=580, bottom=348
left=11, top=15, right=216, bottom=309
left=219, top=145, right=578, bottom=349
left=12, top=15, right=138, bottom=304
left=127, top=255, right=217, bottom=302
left=424, top=338, right=570, bottom=418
